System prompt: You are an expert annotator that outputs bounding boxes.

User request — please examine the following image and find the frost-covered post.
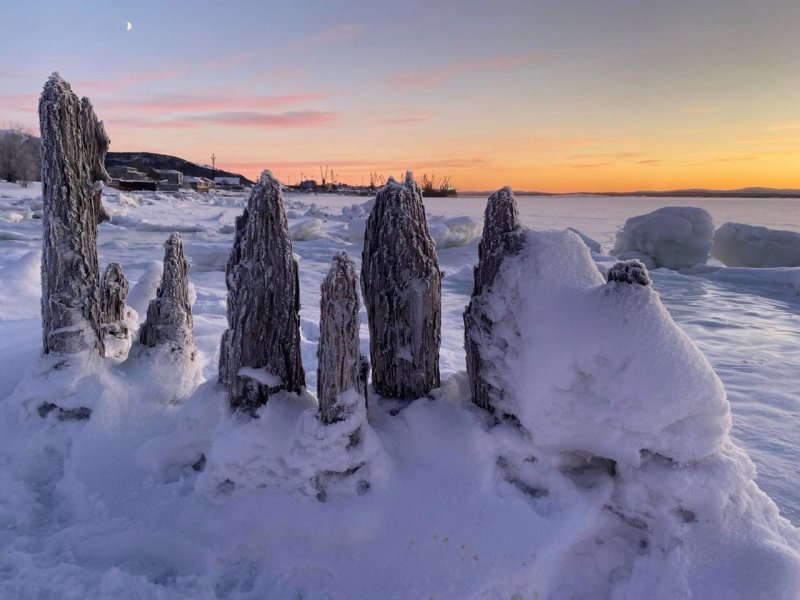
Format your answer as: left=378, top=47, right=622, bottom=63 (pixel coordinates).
left=39, top=73, right=110, bottom=356
left=318, top=252, right=367, bottom=424
left=219, top=170, right=305, bottom=412
left=99, top=262, right=132, bottom=357
left=463, top=187, right=527, bottom=412
left=139, top=232, right=196, bottom=359
left=361, top=172, right=441, bottom=399
left=606, top=259, right=652, bottom=287
left=100, top=262, right=129, bottom=325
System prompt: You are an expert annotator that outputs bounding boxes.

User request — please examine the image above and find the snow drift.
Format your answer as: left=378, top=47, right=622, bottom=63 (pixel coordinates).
left=612, top=206, right=714, bottom=270
left=465, top=226, right=799, bottom=597
left=712, top=221, right=800, bottom=268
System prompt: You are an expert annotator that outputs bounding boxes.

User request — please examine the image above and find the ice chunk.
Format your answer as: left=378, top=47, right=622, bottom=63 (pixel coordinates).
left=612, top=206, right=714, bottom=270
left=712, top=221, right=800, bottom=267
left=290, top=218, right=323, bottom=241
left=428, top=216, right=483, bottom=248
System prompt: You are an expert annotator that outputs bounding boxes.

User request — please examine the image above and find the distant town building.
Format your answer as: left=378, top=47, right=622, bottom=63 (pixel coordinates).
left=154, top=169, right=184, bottom=185
left=107, top=166, right=148, bottom=181
left=183, top=175, right=214, bottom=193
left=298, top=179, right=318, bottom=191
left=117, top=179, right=158, bottom=192
left=214, top=176, right=241, bottom=187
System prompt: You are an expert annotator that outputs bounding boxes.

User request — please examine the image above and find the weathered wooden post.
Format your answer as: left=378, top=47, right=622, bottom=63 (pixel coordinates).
left=219, top=170, right=305, bottom=412
left=139, top=232, right=196, bottom=359
left=99, top=262, right=131, bottom=357
left=361, top=172, right=441, bottom=400
left=463, top=187, right=526, bottom=412
left=39, top=72, right=110, bottom=356
left=317, top=251, right=367, bottom=424
left=100, top=263, right=129, bottom=325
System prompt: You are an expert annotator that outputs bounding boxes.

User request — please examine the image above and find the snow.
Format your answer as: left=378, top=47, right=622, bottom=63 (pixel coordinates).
left=237, top=366, right=283, bottom=388
left=612, top=206, right=715, bottom=270
left=0, top=181, right=798, bottom=598
left=713, top=221, right=800, bottom=268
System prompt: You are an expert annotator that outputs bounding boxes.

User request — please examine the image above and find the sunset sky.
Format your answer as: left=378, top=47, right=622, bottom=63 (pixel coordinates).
left=2, top=0, right=800, bottom=192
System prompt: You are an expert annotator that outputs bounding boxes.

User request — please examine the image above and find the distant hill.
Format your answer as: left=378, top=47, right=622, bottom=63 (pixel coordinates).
left=105, top=152, right=254, bottom=185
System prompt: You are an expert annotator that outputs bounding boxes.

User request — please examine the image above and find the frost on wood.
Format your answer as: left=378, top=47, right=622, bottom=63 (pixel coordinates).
left=463, top=187, right=527, bottom=412
left=317, top=252, right=367, bottom=425
left=39, top=72, right=110, bottom=355
left=607, top=259, right=652, bottom=287
left=100, top=262, right=133, bottom=357
left=138, top=232, right=196, bottom=359
left=100, top=262, right=129, bottom=324
left=361, top=171, right=441, bottom=400
left=219, top=170, right=305, bottom=412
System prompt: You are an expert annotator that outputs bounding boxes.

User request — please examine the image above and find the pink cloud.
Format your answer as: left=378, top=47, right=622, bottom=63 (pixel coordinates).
left=570, top=162, right=616, bottom=169
left=372, top=108, right=437, bottom=125
left=198, top=110, right=337, bottom=127
left=110, top=110, right=338, bottom=130
left=75, top=68, right=184, bottom=95
left=0, top=93, right=38, bottom=113
left=99, top=92, right=327, bottom=116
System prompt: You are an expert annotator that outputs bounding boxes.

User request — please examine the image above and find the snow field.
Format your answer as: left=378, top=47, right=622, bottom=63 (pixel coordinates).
left=0, top=182, right=797, bottom=598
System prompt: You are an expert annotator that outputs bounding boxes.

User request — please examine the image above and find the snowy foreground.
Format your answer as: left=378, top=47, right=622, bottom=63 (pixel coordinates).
left=0, top=181, right=799, bottom=599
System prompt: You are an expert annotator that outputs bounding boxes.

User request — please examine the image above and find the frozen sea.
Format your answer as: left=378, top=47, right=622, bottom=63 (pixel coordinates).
left=0, top=181, right=797, bottom=598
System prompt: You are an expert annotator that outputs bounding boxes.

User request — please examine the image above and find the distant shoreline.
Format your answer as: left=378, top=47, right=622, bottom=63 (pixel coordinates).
left=458, top=188, right=800, bottom=199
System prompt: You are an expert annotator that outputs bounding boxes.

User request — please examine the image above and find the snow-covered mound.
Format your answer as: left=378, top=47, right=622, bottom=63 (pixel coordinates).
left=466, top=228, right=799, bottom=596
left=612, top=206, right=714, bottom=270
left=567, top=226, right=602, bottom=253
left=478, top=229, right=729, bottom=464
left=712, top=221, right=800, bottom=268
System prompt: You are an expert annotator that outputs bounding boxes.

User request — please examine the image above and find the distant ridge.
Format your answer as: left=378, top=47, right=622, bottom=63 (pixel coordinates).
left=583, top=187, right=800, bottom=199
left=105, top=151, right=254, bottom=185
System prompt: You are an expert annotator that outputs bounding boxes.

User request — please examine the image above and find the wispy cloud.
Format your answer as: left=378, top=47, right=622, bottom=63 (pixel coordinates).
left=101, top=92, right=327, bottom=116
left=569, top=151, right=646, bottom=160
left=111, top=110, right=338, bottom=130
left=391, top=53, right=540, bottom=91
left=570, top=162, right=616, bottom=169
left=767, top=122, right=800, bottom=131
left=713, top=156, right=758, bottom=162
left=0, top=93, right=38, bottom=113
left=76, top=68, right=184, bottom=95
left=637, top=159, right=663, bottom=165
left=368, top=108, right=437, bottom=125
left=736, top=136, right=800, bottom=144
left=198, top=110, right=337, bottom=127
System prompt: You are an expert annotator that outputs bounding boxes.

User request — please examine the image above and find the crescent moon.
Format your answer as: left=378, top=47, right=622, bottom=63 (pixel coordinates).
left=126, top=21, right=132, bottom=31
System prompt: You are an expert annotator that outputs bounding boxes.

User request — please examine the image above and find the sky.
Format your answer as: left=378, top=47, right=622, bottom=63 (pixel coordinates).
left=1, top=0, right=800, bottom=192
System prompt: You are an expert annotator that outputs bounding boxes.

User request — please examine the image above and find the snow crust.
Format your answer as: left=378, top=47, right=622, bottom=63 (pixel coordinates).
left=713, top=221, right=800, bottom=268
left=612, top=206, right=715, bottom=270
